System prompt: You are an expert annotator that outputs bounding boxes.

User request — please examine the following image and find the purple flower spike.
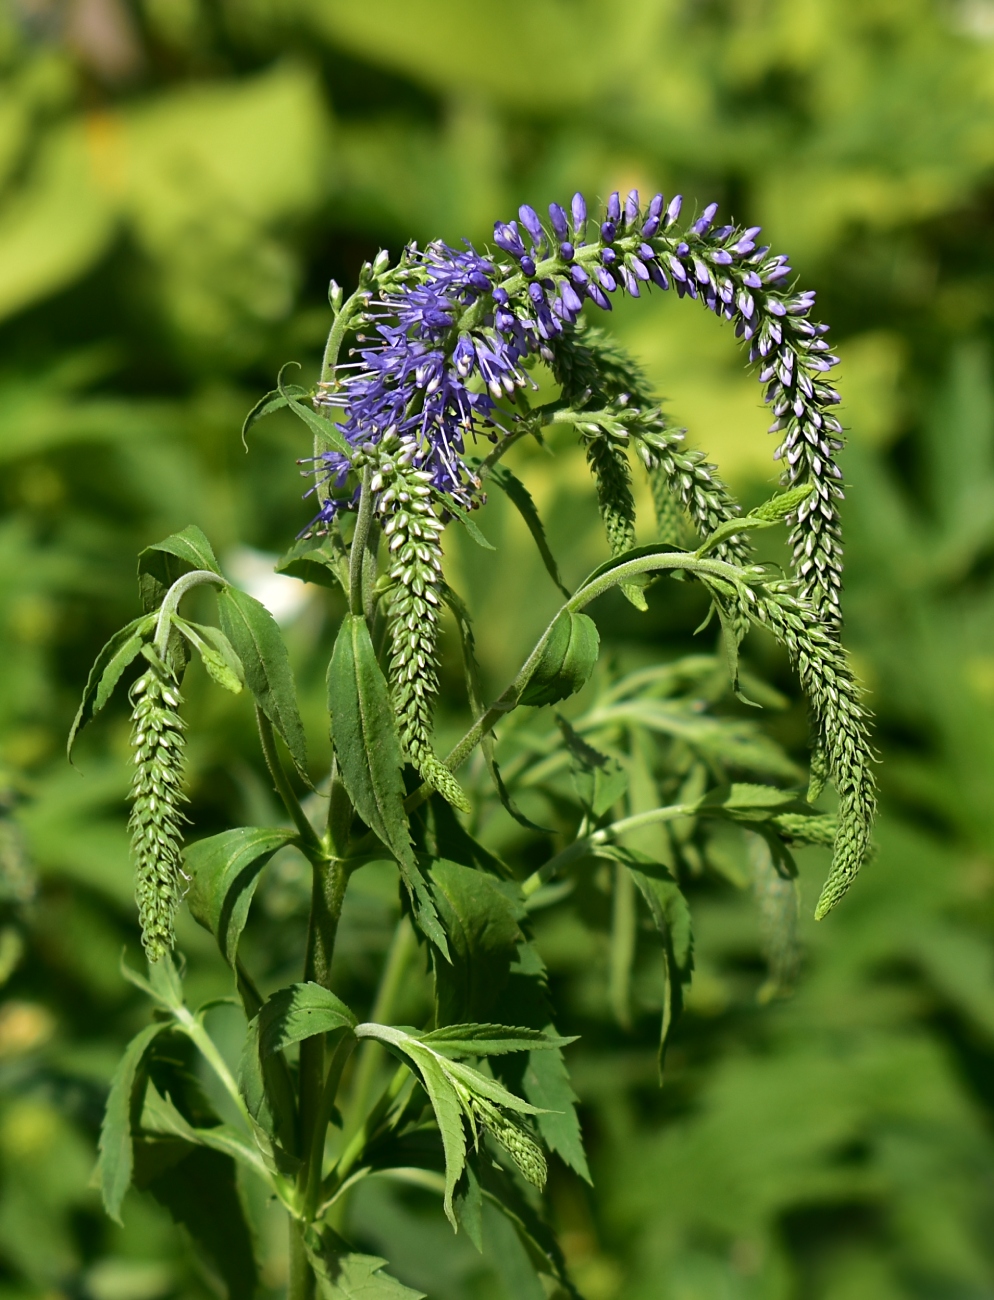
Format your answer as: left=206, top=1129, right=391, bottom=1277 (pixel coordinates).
left=625, top=190, right=640, bottom=225
left=586, top=282, right=612, bottom=311
left=571, top=192, right=587, bottom=240
left=559, top=241, right=574, bottom=260
left=692, top=202, right=719, bottom=235
left=620, top=265, right=640, bottom=296
left=665, top=194, right=683, bottom=227
left=520, top=255, right=536, bottom=277
left=549, top=203, right=569, bottom=241
left=606, top=191, right=621, bottom=223
left=601, top=221, right=617, bottom=243
left=559, top=281, right=583, bottom=314
left=570, top=265, right=589, bottom=288
left=630, top=256, right=650, bottom=281
left=648, top=261, right=669, bottom=290
left=596, top=266, right=617, bottom=292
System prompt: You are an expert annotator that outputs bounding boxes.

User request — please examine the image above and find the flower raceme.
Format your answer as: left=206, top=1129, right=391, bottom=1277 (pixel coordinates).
left=313, top=189, right=844, bottom=621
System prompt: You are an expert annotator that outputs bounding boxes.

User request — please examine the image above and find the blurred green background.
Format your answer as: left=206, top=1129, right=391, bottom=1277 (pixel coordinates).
left=4, top=1, right=994, bottom=1297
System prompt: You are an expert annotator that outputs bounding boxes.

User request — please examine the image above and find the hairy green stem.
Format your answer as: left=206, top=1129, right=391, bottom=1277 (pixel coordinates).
left=350, top=466, right=374, bottom=616
left=153, top=569, right=227, bottom=657
left=288, top=1218, right=314, bottom=1300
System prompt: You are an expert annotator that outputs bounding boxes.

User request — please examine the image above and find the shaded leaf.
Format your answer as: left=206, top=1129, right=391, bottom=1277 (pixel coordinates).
left=185, top=826, right=298, bottom=967
left=68, top=614, right=155, bottom=758
left=132, top=1141, right=258, bottom=1300
left=520, top=609, right=599, bottom=707
left=307, top=1228, right=425, bottom=1300
left=486, top=461, right=569, bottom=595
left=420, top=1024, right=574, bottom=1057
left=138, top=524, right=222, bottom=613
left=241, top=380, right=308, bottom=445
left=257, top=982, right=356, bottom=1055
left=277, top=535, right=348, bottom=593
left=329, top=614, right=446, bottom=954
left=98, top=1021, right=170, bottom=1222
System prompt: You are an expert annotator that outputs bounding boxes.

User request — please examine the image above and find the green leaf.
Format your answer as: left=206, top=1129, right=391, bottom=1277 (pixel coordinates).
left=185, top=826, right=299, bottom=967
left=97, top=1021, right=170, bottom=1222
left=257, top=982, right=356, bottom=1055
left=241, top=380, right=308, bottom=445
left=217, top=584, right=310, bottom=782
left=419, top=1024, right=574, bottom=1057
left=557, top=714, right=628, bottom=818
left=188, top=622, right=245, bottom=694
left=132, top=1141, right=259, bottom=1300
left=329, top=614, right=446, bottom=954
left=444, top=497, right=495, bottom=549
left=237, top=1015, right=300, bottom=1176
left=137, top=524, right=222, bottom=613
left=277, top=366, right=353, bottom=458
left=443, top=585, right=547, bottom=832
left=67, top=613, right=156, bottom=758
left=519, top=608, right=599, bottom=707
left=307, top=1230, right=425, bottom=1300
left=485, top=462, right=570, bottom=595
left=429, top=858, right=525, bottom=1026
left=276, top=535, right=348, bottom=593
left=625, top=855, right=694, bottom=1074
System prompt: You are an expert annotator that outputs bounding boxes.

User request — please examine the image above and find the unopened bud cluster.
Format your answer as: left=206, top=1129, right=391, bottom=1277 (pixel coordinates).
left=469, top=1096, right=547, bottom=1190
left=357, top=433, right=470, bottom=811
left=128, top=663, right=188, bottom=960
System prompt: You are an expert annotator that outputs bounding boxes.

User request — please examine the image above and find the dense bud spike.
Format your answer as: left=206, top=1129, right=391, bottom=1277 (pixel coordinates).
left=128, top=664, right=188, bottom=960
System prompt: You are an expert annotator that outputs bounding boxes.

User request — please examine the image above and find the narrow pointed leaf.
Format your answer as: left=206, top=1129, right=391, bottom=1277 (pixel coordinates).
left=329, top=614, right=446, bottom=954
left=98, top=1021, right=171, bottom=1222
left=217, top=584, right=309, bottom=781
left=68, top=613, right=155, bottom=758
left=486, top=462, right=569, bottom=595
left=137, top=525, right=222, bottom=612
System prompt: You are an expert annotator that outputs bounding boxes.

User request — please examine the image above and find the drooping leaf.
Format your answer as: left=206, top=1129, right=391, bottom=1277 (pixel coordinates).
left=186, top=621, right=245, bottom=694
left=443, top=586, right=547, bottom=831
left=276, top=535, right=348, bottom=593
left=329, top=614, right=446, bottom=954
left=185, top=826, right=299, bottom=967
left=444, top=497, right=495, bottom=549
left=241, top=380, right=308, bottom=445
left=217, top=583, right=309, bottom=781
left=68, top=613, right=156, bottom=758
left=428, top=858, right=525, bottom=1026
left=132, top=1141, right=259, bottom=1300
left=307, top=1228, right=426, bottom=1300
left=485, top=461, right=570, bottom=595
left=557, top=714, right=629, bottom=818
left=519, top=608, right=599, bottom=707
left=257, top=982, right=356, bottom=1056
left=277, top=375, right=353, bottom=459
left=623, top=852, right=694, bottom=1073
left=97, top=1021, right=170, bottom=1222
left=237, top=1014, right=300, bottom=1177
left=137, top=524, right=222, bottom=613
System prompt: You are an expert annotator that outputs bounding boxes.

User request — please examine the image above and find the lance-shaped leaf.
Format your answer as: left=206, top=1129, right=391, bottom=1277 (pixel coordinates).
left=68, top=613, right=156, bottom=758
left=484, top=462, right=570, bottom=596
left=237, top=1015, right=300, bottom=1177
left=329, top=614, right=446, bottom=954
left=257, top=982, right=356, bottom=1056
left=616, top=850, right=694, bottom=1074
left=241, top=378, right=308, bottom=445
left=137, top=524, right=222, bottom=612
left=276, top=367, right=353, bottom=458
left=217, top=584, right=309, bottom=782
left=97, top=1021, right=171, bottom=1222
left=443, top=586, right=547, bottom=832
left=277, top=535, right=348, bottom=593
left=180, top=620, right=245, bottom=694
left=185, top=826, right=299, bottom=967
left=420, top=1024, right=574, bottom=1057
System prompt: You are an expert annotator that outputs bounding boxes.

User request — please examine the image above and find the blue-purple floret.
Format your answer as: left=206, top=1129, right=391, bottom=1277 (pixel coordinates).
left=311, top=189, right=844, bottom=614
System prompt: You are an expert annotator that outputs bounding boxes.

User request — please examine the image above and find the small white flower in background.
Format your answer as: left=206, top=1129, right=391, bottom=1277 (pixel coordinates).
left=225, top=547, right=310, bottom=625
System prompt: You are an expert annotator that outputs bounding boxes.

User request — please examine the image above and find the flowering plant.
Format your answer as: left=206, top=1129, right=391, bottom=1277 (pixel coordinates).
left=72, top=190, right=874, bottom=1298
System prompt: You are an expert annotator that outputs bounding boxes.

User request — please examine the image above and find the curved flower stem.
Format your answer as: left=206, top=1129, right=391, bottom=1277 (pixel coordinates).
left=153, top=569, right=228, bottom=658
left=520, top=801, right=702, bottom=897
left=320, top=290, right=365, bottom=386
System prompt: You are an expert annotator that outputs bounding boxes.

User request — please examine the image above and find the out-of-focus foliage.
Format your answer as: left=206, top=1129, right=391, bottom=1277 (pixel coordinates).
left=3, top=1, right=994, bottom=1297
